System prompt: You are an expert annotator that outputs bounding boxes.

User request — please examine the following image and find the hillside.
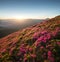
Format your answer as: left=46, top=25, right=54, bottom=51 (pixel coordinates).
left=0, top=16, right=60, bottom=62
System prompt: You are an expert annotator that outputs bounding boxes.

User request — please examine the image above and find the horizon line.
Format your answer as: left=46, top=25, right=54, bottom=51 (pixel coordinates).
left=0, top=15, right=59, bottom=20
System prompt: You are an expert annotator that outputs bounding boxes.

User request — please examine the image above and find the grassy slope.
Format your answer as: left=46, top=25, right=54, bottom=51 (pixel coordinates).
left=0, top=16, right=60, bottom=62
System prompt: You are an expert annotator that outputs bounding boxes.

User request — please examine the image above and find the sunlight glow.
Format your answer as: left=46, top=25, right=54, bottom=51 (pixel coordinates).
left=0, top=14, right=54, bottom=20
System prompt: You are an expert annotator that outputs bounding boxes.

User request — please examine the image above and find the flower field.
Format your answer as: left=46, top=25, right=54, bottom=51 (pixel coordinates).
left=0, top=16, right=60, bottom=62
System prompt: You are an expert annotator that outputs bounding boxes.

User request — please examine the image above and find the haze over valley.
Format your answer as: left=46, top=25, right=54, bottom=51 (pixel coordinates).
left=0, top=19, right=45, bottom=38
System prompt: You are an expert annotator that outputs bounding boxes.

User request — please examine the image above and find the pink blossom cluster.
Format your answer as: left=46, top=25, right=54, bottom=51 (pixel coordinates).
left=20, top=44, right=28, bottom=53
left=48, top=51, right=55, bottom=62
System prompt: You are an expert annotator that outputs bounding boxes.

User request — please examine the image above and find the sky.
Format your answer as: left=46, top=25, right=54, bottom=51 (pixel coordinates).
left=0, top=0, right=60, bottom=19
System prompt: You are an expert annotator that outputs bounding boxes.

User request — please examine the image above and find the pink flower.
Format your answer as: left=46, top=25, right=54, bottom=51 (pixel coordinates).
left=43, top=37, right=47, bottom=43
left=21, top=44, right=25, bottom=47
left=48, top=56, right=55, bottom=62
left=1, top=49, right=6, bottom=53
left=37, top=35, right=46, bottom=43
left=23, top=57, right=27, bottom=62
left=48, top=51, right=52, bottom=57
left=30, top=54, right=36, bottom=58
left=48, top=51, right=55, bottom=62
left=52, top=31, right=57, bottom=37
left=20, top=47, right=26, bottom=53
left=42, top=33, right=51, bottom=43
left=40, top=46, right=44, bottom=49
left=57, top=41, right=60, bottom=46
left=41, top=30, right=47, bottom=35
left=46, top=33, right=51, bottom=40
left=37, top=36, right=44, bottom=42
left=33, top=32, right=40, bottom=39
left=56, top=27, right=60, bottom=31
left=20, top=44, right=28, bottom=53
left=29, top=47, right=33, bottom=52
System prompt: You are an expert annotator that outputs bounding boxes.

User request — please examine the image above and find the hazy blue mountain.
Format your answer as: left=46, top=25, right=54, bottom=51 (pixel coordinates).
left=0, top=19, right=45, bottom=38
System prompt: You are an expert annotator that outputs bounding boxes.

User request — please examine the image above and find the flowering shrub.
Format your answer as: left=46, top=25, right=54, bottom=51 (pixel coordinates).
left=29, top=47, right=33, bottom=52
left=0, top=16, right=60, bottom=62
left=33, top=31, right=41, bottom=40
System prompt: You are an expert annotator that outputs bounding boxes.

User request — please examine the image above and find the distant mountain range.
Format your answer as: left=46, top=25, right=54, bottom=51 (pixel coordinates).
left=0, top=19, right=45, bottom=28
left=0, top=19, right=45, bottom=38
left=0, top=16, right=60, bottom=62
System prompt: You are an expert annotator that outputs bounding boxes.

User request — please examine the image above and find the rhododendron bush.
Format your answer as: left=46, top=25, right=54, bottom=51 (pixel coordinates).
left=0, top=16, right=60, bottom=62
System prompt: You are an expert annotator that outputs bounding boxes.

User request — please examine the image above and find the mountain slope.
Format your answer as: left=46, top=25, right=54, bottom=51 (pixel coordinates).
left=0, top=16, right=60, bottom=62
